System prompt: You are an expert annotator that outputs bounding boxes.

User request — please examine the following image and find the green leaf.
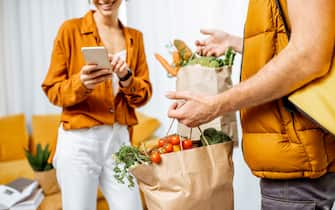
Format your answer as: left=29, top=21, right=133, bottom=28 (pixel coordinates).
left=44, top=164, right=53, bottom=171
left=24, top=143, right=53, bottom=171
left=200, top=128, right=232, bottom=146
left=25, top=149, right=39, bottom=171
left=113, top=145, right=151, bottom=188
left=228, top=52, right=236, bottom=66
left=36, top=144, right=44, bottom=170
left=42, top=144, right=51, bottom=169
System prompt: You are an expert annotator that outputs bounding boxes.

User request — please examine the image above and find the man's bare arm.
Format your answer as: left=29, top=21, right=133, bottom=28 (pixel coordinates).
left=215, top=0, right=335, bottom=115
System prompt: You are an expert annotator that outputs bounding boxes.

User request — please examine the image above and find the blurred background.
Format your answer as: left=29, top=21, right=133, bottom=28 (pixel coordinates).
left=0, top=0, right=261, bottom=209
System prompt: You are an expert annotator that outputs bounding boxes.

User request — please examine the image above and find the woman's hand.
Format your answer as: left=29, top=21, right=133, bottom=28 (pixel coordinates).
left=109, top=55, right=133, bottom=87
left=196, top=29, right=243, bottom=56
left=109, top=55, right=129, bottom=78
left=166, top=91, right=220, bottom=127
left=80, top=64, right=112, bottom=90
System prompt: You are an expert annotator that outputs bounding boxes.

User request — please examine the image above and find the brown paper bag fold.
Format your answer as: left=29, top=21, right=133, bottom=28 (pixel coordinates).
left=176, top=65, right=237, bottom=142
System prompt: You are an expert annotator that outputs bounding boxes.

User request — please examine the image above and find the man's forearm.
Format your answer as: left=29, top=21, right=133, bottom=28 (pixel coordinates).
left=215, top=0, right=335, bottom=116
left=214, top=42, right=332, bottom=116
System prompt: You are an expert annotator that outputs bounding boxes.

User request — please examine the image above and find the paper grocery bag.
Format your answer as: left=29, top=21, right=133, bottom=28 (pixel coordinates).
left=176, top=65, right=237, bottom=141
left=131, top=141, right=234, bottom=210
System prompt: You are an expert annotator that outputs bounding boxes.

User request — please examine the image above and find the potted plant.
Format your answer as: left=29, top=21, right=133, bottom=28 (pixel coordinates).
left=25, top=143, right=60, bottom=195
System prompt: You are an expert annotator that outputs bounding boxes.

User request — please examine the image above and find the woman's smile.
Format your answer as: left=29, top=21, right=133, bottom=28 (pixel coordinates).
left=96, top=0, right=117, bottom=11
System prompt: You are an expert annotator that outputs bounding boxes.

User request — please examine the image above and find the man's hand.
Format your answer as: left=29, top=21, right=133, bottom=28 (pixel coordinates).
left=166, top=91, right=220, bottom=127
left=80, top=64, right=112, bottom=90
left=196, top=29, right=243, bottom=56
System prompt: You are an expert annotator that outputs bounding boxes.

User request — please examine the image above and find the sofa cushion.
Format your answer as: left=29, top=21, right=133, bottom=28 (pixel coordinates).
left=0, top=114, right=29, bottom=161
left=133, top=112, right=160, bottom=147
left=0, top=158, right=34, bottom=184
left=31, top=115, right=60, bottom=161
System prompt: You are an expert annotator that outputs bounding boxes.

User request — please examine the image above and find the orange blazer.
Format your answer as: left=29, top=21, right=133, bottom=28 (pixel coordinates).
left=42, top=11, right=152, bottom=130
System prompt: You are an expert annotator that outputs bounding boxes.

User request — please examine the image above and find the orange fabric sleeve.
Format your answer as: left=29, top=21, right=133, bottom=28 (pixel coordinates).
left=119, top=33, right=152, bottom=108
left=41, top=24, right=92, bottom=108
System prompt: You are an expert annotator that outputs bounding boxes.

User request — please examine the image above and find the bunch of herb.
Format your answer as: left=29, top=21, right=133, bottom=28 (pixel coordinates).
left=188, top=56, right=224, bottom=68
left=113, top=145, right=151, bottom=188
left=186, top=47, right=236, bottom=68
left=222, top=47, right=236, bottom=67
left=200, top=128, right=232, bottom=146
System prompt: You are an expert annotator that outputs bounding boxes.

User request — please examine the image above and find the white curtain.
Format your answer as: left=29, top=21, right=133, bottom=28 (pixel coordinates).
left=0, top=0, right=88, bottom=117
left=126, top=0, right=262, bottom=209
left=0, top=0, right=127, bottom=118
left=0, top=0, right=5, bottom=116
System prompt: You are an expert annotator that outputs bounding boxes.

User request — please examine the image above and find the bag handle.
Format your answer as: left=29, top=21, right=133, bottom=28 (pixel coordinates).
left=165, top=118, right=176, bottom=137
left=166, top=118, right=209, bottom=149
left=197, top=127, right=210, bottom=146
left=165, top=102, right=210, bottom=149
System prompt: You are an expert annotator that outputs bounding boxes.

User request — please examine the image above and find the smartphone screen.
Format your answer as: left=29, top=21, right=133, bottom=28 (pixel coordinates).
left=81, top=46, right=111, bottom=70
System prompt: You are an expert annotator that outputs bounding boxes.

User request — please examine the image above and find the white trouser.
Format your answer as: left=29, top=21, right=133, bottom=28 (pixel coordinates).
left=53, top=124, right=143, bottom=210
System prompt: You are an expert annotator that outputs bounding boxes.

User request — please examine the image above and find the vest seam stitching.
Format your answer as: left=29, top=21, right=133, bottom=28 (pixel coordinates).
left=244, top=30, right=276, bottom=39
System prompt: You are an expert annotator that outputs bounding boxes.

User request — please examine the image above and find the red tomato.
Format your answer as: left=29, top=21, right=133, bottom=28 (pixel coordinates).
left=182, top=139, right=193, bottom=149
left=151, top=152, right=161, bottom=164
left=158, top=139, right=166, bottom=148
left=169, top=135, right=180, bottom=145
left=165, top=143, right=173, bottom=153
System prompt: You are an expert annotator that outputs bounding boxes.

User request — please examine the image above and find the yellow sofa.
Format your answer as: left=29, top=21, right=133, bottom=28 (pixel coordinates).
left=0, top=113, right=160, bottom=210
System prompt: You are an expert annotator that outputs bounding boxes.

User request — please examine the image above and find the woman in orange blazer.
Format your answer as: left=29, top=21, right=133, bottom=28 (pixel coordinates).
left=42, top=0, right=151, bottom=209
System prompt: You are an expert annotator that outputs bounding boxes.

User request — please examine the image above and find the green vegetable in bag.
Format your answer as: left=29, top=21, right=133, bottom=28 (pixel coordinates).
left=113, top=145, right=151, bottom=188
left=200, top=128, right=232, bottom=145
left=186, top=47, right=236, bottom=68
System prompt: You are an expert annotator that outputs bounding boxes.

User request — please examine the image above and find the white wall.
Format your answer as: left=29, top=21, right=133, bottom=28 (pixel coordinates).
left=0, top=0, right=89, bottom=118
left=126, top=0, right=261, bottom=209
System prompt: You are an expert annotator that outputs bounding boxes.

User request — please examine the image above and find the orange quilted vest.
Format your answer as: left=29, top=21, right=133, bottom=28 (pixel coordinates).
left=241, top=0, right=335, bottom=179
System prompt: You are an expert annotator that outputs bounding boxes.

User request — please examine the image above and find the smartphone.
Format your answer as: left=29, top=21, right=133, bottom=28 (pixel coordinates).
left=81, top=46, right=111, bottom=70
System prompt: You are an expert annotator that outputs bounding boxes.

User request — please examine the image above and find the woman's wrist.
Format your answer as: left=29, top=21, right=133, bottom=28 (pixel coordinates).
left=119, top=74, right=133, bottom=88
left=118, top=68, right=133, bottom=81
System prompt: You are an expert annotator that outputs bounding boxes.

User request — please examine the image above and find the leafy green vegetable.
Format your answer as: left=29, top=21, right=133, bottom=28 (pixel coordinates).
left=185, top=47, right=236, bottom=68
left=200, top=128, right=232, bottom=146
left=25, top=143, right=53, bottom=171
left=113, top=145, right=151, bottom=188
left=223, top=47, right=235, bottom=66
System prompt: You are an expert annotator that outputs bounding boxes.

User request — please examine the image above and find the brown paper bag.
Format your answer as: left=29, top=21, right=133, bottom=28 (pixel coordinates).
left=176, top=65, right=237, bottom=142
left=34, top=168, right=60, bottom=195
left=131, top=141, right=234, bottom=210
